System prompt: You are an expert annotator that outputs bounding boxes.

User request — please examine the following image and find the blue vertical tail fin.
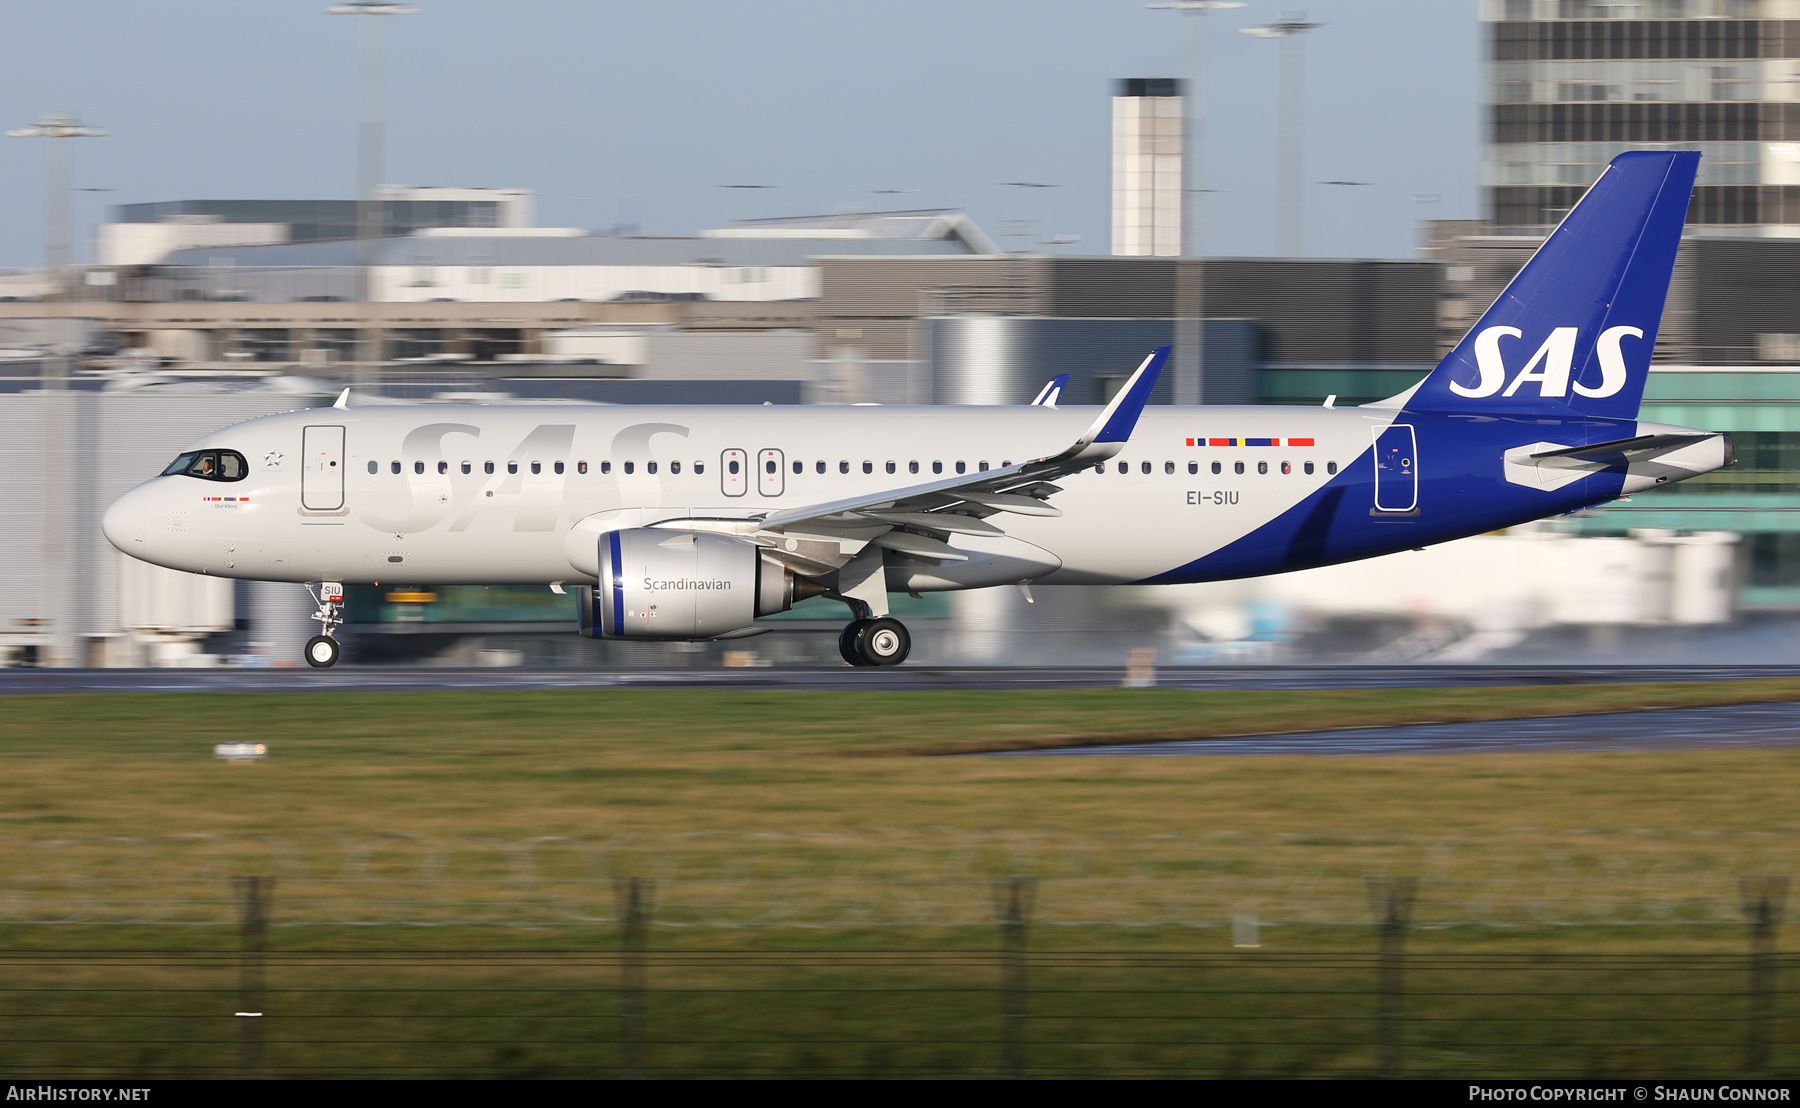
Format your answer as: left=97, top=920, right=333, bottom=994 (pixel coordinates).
left=1390, top=150, right=1698, bottom=420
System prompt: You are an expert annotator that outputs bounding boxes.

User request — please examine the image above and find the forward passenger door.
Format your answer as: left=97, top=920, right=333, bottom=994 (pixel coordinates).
left=301, top=425, right=346, bottom=511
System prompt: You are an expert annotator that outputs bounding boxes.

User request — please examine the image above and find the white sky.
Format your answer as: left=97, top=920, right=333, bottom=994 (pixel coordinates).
left=0, top=0, right=1480, bottom=266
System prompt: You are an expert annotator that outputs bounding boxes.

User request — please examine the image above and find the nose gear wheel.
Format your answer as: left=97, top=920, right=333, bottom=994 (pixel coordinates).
left=305, top=635, right=341, bottom=668
left=304, top=582, right=345, bottom=668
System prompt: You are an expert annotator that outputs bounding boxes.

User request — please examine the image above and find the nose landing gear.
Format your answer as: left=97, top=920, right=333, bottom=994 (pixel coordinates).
left=838, top=616, right=911, bottom=667
left=305, top=581, right=345, bottom=668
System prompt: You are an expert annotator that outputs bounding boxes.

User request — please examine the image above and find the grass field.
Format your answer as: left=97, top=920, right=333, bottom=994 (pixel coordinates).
left=2, top=680, right=1796, bottom=1077
left=4, top=679, right=1800, bottom=838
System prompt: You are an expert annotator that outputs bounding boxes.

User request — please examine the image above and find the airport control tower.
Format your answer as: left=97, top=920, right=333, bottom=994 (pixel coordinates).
left=1485, top=0, right=1800, bottom=235
left=1112, top=77, right=1185, bottom=256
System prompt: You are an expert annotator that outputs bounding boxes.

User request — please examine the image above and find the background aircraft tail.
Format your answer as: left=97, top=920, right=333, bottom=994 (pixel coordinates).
left=1391, top=150, right=1698, bottom=421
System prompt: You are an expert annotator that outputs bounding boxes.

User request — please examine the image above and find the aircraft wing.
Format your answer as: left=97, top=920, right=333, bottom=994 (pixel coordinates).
left=655, top=347, right=1166, bottom=571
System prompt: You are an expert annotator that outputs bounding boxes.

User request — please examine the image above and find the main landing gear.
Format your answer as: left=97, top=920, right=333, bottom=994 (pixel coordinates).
left=839, top=617, right=911, bottom=667
left=305, top=581, right=345, bottom=669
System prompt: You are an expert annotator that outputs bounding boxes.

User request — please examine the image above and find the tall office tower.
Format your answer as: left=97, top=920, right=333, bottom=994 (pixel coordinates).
left=1112, top=78, right=1185, bottom=256
left=1486, top=0, right=1800, bottom=235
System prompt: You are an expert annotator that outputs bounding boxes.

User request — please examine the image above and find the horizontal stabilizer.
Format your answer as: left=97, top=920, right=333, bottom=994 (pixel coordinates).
left=1529, top=433, right=1715, bottom=466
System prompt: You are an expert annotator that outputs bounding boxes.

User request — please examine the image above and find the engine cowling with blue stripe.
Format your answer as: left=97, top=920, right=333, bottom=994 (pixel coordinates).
left=577, top=528, right=814, bottom=640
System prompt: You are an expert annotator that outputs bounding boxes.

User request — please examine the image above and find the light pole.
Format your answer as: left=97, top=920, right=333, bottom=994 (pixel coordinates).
left=8, top=111, right=106, bottom=669
left=1001, top=181, right=1058, bottom=255
left=328, top=2, right=418, bottom=392
left=1242, top=13, right=1322, bottom=257
left=1411, top=193, right=1442, bottom=255
left=1320, top=180, right=1371, bottom=257
left=1148, top=1, right=1242, bottom=406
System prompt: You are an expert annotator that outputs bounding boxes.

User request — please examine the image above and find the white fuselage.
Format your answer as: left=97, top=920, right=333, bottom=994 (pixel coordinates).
left=103, top=403, right=1395, bottom=589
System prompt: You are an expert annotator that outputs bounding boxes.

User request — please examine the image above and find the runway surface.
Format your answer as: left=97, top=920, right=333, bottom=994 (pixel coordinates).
left=1005, top=700, right=1800, bottom=757
left=5, top=664, right=1800, bottom=695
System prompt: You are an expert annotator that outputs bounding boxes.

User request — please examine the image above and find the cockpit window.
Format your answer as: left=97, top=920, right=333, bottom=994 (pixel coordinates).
left=162, top=449, right=248, bottom=482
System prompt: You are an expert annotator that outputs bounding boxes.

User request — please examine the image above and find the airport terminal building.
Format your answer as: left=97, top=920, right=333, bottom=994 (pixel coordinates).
left=9, top=6, right=1800, bottom=665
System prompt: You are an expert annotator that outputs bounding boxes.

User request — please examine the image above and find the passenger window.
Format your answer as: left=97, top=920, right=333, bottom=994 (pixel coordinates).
left=484, top=461, right=494, bottom=474
left=367, top=460, right=378, bottom=475
left=531, top=461, right=542, bottom=475
left=1304, top=461, right=1314, bottom=475
left=1327, top=461, right=1338, bottom=475
left=462, top=462, right=471, bottom=474
left=624, top=461, right=635, bottom=475
left=840, top=461, right=849, bottom=474
left=728, top=459, right=740, bottom=475
left=956, top=461, right=966, bottom=474
left=909, top=461, right=919, bottom=474
left=695, top=462, right=704, bottom=475
left=1140, top=462, right=1151, bottom=475
left=886, top=461, right=896, bottom=474
left=1234, top=461, right=1245, bottom=475
left=438, top=461, right=448, bottom=475
left=815, top=461, right=825, bottom=474
left=392, top=461, right=402, bottom=475
left=1281, top=461, right=1291, bottom=475
left=414, top=461, right=424, bottom=475
left=1258, top=461, right=1268, bottom=475
left=793, top=460, right=803, bottom=475
left=1164, top=461, right=1174, bottom=474
left=932, top=461, right=943, bottom=474
left=648, top=461, right=658, bottom=474
left=670, top=461, right=681, bottom=474
left=1188, top=462, right=1198, bottom=475
left=765, top=459, right=776, bottom=474
left=507, top=462, right=518, bottom=475
left=863, top=461, right=872, bottom=474
left=1093, top=463, right=1104, bottom=474
left=578, top=461, right=588, bottom=475
left=555, top=461, right=565, bottom=475
left=1211, top=461, right=1221, bottom=475
left=979, top=461, right=989, bottom=471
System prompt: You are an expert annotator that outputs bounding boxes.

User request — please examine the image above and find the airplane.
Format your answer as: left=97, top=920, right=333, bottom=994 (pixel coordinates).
left=104, top=150, right=1730, bottom=669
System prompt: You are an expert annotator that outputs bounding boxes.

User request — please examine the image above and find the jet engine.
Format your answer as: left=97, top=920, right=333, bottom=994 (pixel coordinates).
left=576, top=528, right=824, bottom=640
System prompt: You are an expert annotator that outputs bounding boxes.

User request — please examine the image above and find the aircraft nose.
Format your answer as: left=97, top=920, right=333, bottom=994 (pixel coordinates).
left=102, top=483, right=153, bottom=554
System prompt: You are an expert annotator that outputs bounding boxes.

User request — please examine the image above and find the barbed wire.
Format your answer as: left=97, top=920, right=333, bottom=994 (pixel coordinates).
left=0, top=830, right=1794, bottom=928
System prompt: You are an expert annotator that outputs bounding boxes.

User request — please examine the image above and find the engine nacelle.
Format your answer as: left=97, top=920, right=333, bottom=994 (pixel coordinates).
left=576, top=528, right=815, bottom=640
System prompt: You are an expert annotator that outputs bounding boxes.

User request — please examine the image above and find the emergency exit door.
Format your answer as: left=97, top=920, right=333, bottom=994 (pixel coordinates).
left=757, top=448, right=785, bottom=496
left=302, top=425, right=346, bottom=511
left=720, top=448, right=747, bottom=497
left=1373, top=423, right=1417, bottom=513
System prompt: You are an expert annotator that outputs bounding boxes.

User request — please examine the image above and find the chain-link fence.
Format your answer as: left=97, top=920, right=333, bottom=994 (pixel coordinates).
left=0, top=877, right=1792, bottom=1079
left=1, top=835, right=1794, bottom=1077
left=2, top=830, right=1797, bottom=930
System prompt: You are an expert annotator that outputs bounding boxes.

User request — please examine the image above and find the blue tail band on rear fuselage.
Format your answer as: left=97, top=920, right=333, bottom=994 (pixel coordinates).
left=1138, top=150, right=1702, bottom=586
left=1401, top=150, right=1697, bottom=422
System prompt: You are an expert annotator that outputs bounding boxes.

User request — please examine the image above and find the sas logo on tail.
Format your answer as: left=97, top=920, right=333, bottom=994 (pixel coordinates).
left=1451, top=325, right=1643, bottom=400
